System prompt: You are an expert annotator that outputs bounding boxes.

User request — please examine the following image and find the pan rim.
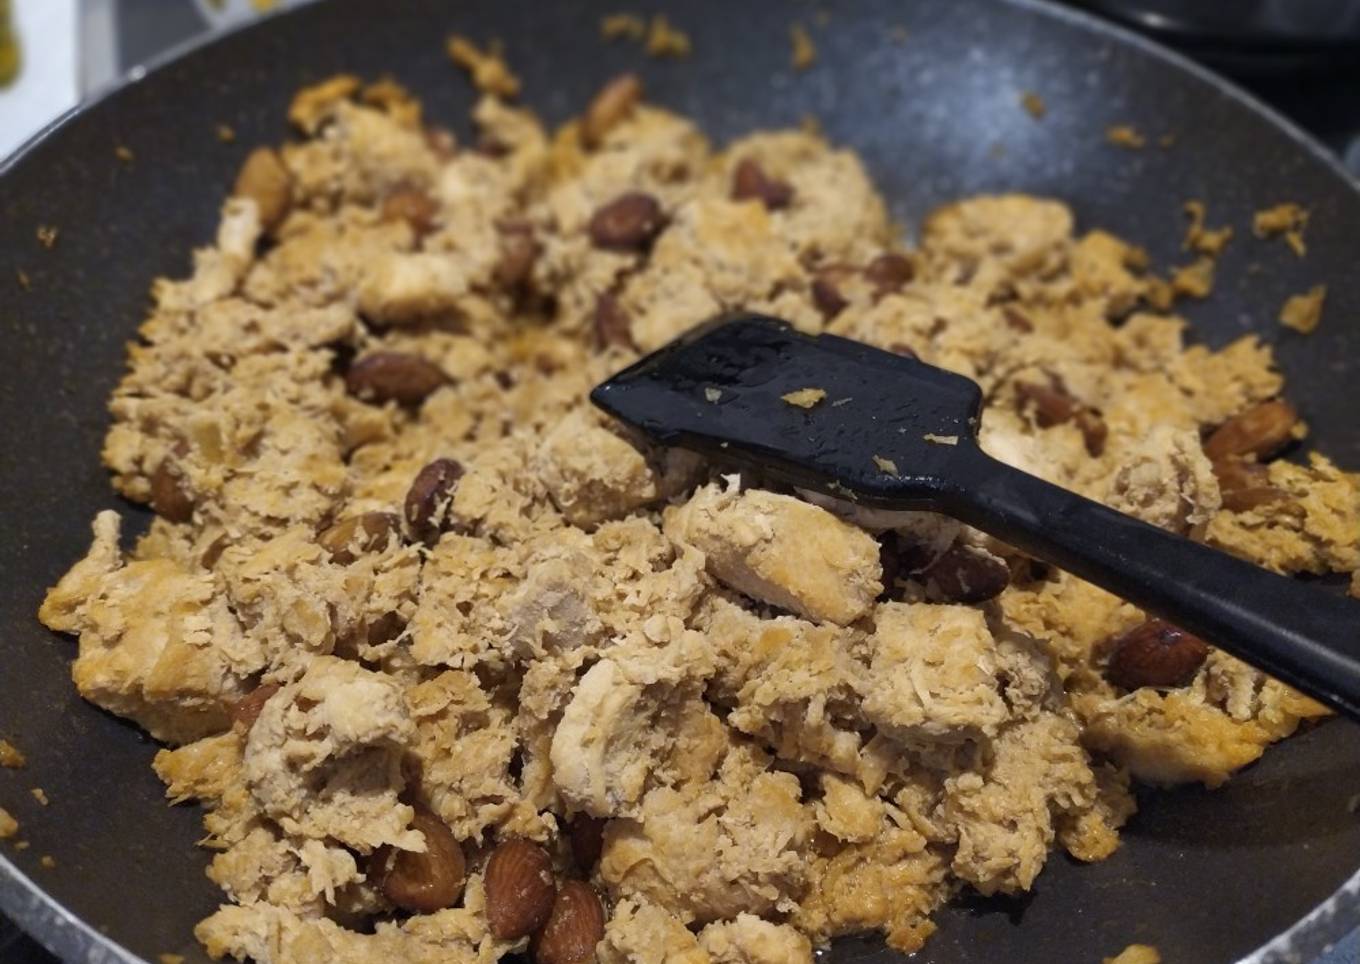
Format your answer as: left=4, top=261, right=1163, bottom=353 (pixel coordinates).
left=0, top=1, right=1356, bottom=962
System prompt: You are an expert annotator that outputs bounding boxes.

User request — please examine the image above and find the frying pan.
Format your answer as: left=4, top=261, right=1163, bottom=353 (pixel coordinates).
left=2, top=1, right=1358, bottom=961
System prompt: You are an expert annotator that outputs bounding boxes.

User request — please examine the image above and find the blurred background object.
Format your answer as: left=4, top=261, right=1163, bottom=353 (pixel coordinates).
left=2, top=0, right=1357, bottom=168
left=0, top=0, right=1357, bottom=961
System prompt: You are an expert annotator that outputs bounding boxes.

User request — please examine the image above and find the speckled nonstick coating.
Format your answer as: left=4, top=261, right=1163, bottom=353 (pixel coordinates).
left=1, top=1, right=1357, bottom=962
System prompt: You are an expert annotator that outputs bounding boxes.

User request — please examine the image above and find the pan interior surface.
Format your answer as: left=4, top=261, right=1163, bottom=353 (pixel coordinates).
left=1, top=1, right=1358, bottom=962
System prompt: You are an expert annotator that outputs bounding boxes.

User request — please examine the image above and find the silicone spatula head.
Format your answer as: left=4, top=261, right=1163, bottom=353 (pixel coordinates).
left=590, top=314, right=984, bottom=509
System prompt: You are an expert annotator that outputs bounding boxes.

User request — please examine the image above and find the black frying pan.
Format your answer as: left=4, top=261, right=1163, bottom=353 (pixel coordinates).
left=2, top=1, right=1358, bottom=962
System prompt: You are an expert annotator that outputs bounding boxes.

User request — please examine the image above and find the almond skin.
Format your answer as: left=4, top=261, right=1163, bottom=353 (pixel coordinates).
left=1107, top=618, right=1210, bottom=690
left=1204, top=399, right=1298, bottom=461
left=531, top=880, right=606, bottom=964
left=371, top=807, right=466, bottom=913
left=485, top=838, right=557, bottom=940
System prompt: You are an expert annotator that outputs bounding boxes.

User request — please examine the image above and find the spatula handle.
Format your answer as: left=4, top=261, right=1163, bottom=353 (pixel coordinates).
left=946, top=446, right=1360, bottom=719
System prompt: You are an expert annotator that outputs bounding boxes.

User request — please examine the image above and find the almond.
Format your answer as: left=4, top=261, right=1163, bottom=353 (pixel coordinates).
left=1106, top=618, right=1210, bottom=690
left=317, top=512, right=400, bottom=564
left=371, top=807, right=466, bottom=913
left=1204, top=399, right=1297, bottom=461
left=485, top=838, right=556, bottom=940
left=531, top=880, right=606, bottom=964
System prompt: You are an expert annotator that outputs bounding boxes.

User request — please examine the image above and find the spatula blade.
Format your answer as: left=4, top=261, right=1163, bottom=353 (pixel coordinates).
left=591, top=314, right=984, bottom=508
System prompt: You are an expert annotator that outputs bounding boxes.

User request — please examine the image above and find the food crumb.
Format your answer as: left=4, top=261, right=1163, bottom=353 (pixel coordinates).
left=215, top=123, right=236, bottom=143
left=14, top=840, right=29, bottom=851
left=14, top=269, right=30, bottom=291
left=1170, top=257, right=1214, bottom=299
left=923, top=433, right=960, bottom=446
left=114, top=145, right=134, bottom=164
left=1106, top=125, right=1145, bottom=149
left=0, top=808, right=17, bottom=840
left=31, top=787, right=49, bottom=806
left=872, top=455, right=899, bottom=475
left=1158, top=133, right=1177, bottom=148
left=645, top=14, right=691, bottom=58
left=1103, top=944, right=1161, bottom=964
left=445, top=34, right=521, bottom=98
left=158, top=955, right=186, bottom=964
left=36, top=225, right=58, bottom=249
left=600, top=13, right=646, bottom=41
left=831, top=396, right=853, bottom=407
left=1253, top=203, right=1309, bottom=257
left=782, top=387, right=827, bottom=409
left=1182, top=200, right=1233, bottom=256
left=1020, top=92, right=1046, bottom=119
left=887, top=24, right=909, bottom=44
left=790, top=22, right=817, bottom=70
left=0, top=738, right=26, bottom=768
left=1279, top=285, right=1326, bottom=335
left=704, top=387, right=723, bottom=403
left=40, top=855, right=56, bottom=869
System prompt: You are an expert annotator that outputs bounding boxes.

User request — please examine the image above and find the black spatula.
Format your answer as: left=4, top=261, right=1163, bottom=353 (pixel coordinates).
left=592, top=314, right=1360, bottom=718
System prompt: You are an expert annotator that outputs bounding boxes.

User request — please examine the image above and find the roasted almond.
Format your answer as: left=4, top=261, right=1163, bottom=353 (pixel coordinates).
left=404, top=458, right=465, bottom=544
left=1106, top=618, right=1210, bottom=690
left=233, top=146, right=292, bottom=232
left=495, top=222, right=541, bottom=290
left=372, top=807, right=466, bottom=913
left=531, top=880, right=606, bottom=964
left=318, top=512, right=400, bottom=564
left=731, top=157, right=794, bottom=210
left=923, top=544, right=1010, bottom=604
left=810, top=276, right=848, bottom=319
left=381, top=187, right=439, bottom=236
left=227, top=683, right=279, bottom=731
left=1204, top=400, right=1298, bottom=461
left=581, top=73, right=643, bottom=147
left=864, top=252, right=914, bottom=294
left=1212, top=457, right=1288, bottom=513
left=588, top=192, right=665, bottom=250
left=485, top=838, right=557, bottom=940
left=150, top=459, right=194, bottom=523
left=594, top=292, right=635, bottom=350
left=344, top=351, right=447, bottom=406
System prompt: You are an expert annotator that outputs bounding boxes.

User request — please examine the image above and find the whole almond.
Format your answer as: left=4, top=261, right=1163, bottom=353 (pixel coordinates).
left=588, top=192, right=665, bottom=250
left=372, top=807, right=466, bottom=913
left=1107, top=618, right=1210, bottom=690
left=318, top=512, right=401, bottom=564
left=1212, top=457, right=1288, bottom=513
left=731, top=157, right=794, bottom=210
left=404, top=458, right=465, bottom=544
left=227, top=683, right=279, bottom=732
left=345, top=351, right=447, bottom=406
left=864, top=252, right=914, bottom=294
left=924, top=544, right=1010, bottom=604
left=581, top=73, right=643, bottom=147
left=531, top=880, right=606, bottom=964
left=485, top=838, right=557, bottom=940
left=150, top=459, right=194, bottom=523
left=1204, top=399, right=1298, bottom=461
left=233, top=146, right=292, bottom=232
left=381, top=187, right=439, bottom=236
